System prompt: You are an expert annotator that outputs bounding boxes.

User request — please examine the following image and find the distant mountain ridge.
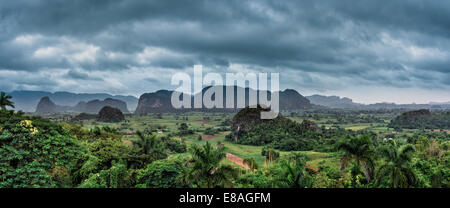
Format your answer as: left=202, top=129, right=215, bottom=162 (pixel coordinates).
left=429, top=101, right=450, bottom=105
left=6, top=90, right=449, bottom=112
left=35, top=97, right=129, bottom=114
left=7, top=90, right=138, bottom=112
left=73, top=98, right=129, bottom=113
left=135, top=86, right=312, bottom=114
left=307, top=95, right=361, bottom=109
left=307, top=94, right=450, bottom=110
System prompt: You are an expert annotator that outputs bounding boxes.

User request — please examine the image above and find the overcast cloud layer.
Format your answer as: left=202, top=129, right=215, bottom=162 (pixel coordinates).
left=1, top=0, right=450, bottom=104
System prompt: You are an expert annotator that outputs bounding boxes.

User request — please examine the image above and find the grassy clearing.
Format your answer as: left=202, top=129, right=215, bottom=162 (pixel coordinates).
left=78, top=113, right=352, bottom=171
left=180, top=130, right=339, bottom=169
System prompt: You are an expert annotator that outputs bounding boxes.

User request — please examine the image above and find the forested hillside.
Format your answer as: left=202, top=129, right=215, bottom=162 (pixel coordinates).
left=389, top=109, right=450, bottom=130
left=1, top=92, right=449, bottom=188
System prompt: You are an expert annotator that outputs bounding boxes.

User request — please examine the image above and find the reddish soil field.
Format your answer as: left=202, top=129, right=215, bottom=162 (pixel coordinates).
left=202, top=135, right=218, bottom=140
left=226, top=153, right=249, bottom=170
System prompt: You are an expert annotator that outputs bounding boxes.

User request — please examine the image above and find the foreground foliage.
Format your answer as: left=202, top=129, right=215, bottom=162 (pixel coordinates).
left=0, top=110, right=84, bottom=187
left=180, top=142, right=238, bottom=188
left=1, top=101, right=448, bottom=188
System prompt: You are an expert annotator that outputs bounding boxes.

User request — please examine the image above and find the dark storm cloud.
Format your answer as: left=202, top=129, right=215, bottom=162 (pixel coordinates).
left=0, top=0, right=449, bottom=99
left=65, top=69, right=103, bottom=81
left=331, top=0, right=450, bottom=39
left=67, top=70, right=89, bottom=80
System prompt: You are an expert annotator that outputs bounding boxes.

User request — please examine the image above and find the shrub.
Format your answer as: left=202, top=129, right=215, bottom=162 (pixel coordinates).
left=0, top=111, right=85, bottom=188
left=136, top=156, right=186, bottom=188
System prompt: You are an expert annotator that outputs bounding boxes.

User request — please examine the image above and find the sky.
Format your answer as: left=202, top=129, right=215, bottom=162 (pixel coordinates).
left=0, top=0, right=450, bottom=104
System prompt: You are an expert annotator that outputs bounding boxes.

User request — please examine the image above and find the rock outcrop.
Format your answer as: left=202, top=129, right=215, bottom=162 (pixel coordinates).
left=134, top=90, right=176, bottom=114
left=231, top=105, right=285, bottom=135
left=35, top=97, right=70, bottom=114
left=97, top=106, right=125, bottom=123
left=134, top=86, right=312, bottom=114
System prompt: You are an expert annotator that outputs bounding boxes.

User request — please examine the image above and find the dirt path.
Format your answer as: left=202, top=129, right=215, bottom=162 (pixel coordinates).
left=202, top=135, right=218, bottom=140
left=226, top=153, right=249, bottom=170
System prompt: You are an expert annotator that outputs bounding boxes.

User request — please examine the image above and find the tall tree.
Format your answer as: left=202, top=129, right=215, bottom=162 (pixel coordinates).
left=243, top=158, right=258, bottom=171
left=0, top=92, right=14, bottom=111
left=275, top=157, right=313, bottom=188
left=337, top=134, right=375, bottom=183
left=375, top=141, right=418, bottom=188
left=181, top=142, right=237, bottom=188
left=133, top=131, right=167, bottom=161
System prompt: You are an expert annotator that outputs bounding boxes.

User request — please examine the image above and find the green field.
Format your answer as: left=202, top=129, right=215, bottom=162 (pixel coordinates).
left=4, top=107, right=448, bottom=188
left=73, top=112, right=354, bottom=170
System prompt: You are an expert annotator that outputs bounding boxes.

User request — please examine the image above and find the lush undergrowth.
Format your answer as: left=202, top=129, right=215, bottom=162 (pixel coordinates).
left=1, top=109, right=449, bottom=188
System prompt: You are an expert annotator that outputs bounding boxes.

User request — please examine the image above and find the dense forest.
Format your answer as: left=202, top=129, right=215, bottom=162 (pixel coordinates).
left=1, top=106, right=449, bottom=188
left=226, top=106, right=355, bottom=152
left=389, top=109, right=450, bottom=130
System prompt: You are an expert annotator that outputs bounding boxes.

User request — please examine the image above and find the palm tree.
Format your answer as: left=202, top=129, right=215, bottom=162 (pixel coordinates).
left=375, top=141, right=417, bottom=188
left=0, top=92, right=14, bottom=111
left=243, top=158, right=258, bottom=171
left=337, top=134, right=375, bottom=182
left=181, top=142, right=237, bottom=188
left=133, top=131, right=167, bottom=160
left=275, top=157, right=313, bottom=188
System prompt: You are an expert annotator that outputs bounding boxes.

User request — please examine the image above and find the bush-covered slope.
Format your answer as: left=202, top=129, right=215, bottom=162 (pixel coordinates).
left=388, top=109, right=450, bottom=129
left=0, top=110, right=85, bottom=187
left=227, top=106, right=352, bottom=151
left=97, top=106, right=125, bottom=123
